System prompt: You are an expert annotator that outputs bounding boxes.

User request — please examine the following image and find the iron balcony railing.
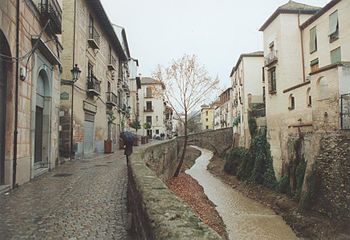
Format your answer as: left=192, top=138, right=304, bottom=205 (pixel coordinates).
left=106, top=92, right=118, bottom=106
left=87, top=75, right=101, bottom=96
left=88, top=25, right=100, bottom=49
left=265, top=50, right=278, bottom=66
left=38, top=0, right=62, bottom=34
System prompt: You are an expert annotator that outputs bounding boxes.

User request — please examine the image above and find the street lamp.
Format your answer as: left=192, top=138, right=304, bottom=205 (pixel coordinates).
left=70, top=64, right=81, bottom=160
left=71, top=64, right=81, bottom=82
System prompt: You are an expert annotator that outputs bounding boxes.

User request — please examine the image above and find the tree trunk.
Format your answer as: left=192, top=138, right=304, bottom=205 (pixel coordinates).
left=174, top=113, right=188, bottom=177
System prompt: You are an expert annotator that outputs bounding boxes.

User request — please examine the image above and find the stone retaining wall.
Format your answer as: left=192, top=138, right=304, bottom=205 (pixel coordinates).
left=128, top=129, right=233, bottom=239
left=128, top=141, right=221, bottom=240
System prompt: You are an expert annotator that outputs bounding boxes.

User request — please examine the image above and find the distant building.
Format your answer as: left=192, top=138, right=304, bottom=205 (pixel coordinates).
left=230, top=51, right=265, bottom=148
left=200, top=105, right=214, bottom=130
left=218, top=88, right=233, bottom=129
left=138, top=77, right=167, bottom=138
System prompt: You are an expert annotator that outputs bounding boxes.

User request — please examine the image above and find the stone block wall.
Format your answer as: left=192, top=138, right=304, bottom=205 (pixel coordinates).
left=128, top=143, right=221, bottom=240
left=307, top=133, right=350, bottom=220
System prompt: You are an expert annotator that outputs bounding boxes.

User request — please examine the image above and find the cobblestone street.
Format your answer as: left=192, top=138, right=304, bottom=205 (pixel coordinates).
left=0, top=151, right=130, bottom=240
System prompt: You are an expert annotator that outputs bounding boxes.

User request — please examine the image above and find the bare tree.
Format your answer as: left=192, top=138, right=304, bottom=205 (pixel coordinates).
left=153, top=54, right=219, bottom=177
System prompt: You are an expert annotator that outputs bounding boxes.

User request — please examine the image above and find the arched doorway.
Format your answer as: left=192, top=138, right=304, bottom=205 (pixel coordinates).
left=34, top=69, right=51, bottom=169
left=0, top=30, right=11, bottom=185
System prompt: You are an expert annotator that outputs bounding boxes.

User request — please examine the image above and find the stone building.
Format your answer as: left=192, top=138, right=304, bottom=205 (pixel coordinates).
left=59, top=0, right=131, bottom=157
left=138, top=77, right=167, bottom=138
left=0, top=0, right=62, bottom=189
left=230, top=51, right=265, bottom=148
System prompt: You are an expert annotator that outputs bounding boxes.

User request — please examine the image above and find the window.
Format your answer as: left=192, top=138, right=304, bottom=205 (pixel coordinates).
left=206, top=118, right=208, bottom=122
left=206, top=126, right=209, bottom=129
left=156, top=116, right=158, bottom=122
left=268, top=67, right=276, bottom=94
left=310, top=58, right=319, bottom=73
left=329, top=10, right=339, bottom=42
left=156, top=130, right=159, bottom=134
left=146, top=116, right=152, bottom=124
left=289, top=94, right=295, bottom=110
left=330, top=47, right=341, bottom=64
left=89, top=15, right=94, bottom=37
left=146, top=101, right=152, bottom=111
left=146, top=87, right=152, bottom=98
left=306, top=88, right=312, bottom=107
left=206, top=111, right=208, bottom=116
left=309, top=27, right=317, bottom=53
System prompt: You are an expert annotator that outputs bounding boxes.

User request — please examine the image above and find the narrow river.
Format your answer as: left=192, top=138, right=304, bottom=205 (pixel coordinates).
left=186, top=146, right=297, bottom=240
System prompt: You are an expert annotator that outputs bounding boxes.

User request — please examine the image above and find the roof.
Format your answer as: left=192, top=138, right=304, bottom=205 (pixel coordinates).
left=86, top=0, right=128, bottom=61
left=259, top=1, right=321, bottom=31
left=301, top=0, right=341, bottom=29
left=141, top=77, right=166, bottom=89
left=230, top=51, right=264, bottom=77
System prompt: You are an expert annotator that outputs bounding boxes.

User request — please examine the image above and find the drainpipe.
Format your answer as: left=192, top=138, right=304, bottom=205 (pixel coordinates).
left=298, top=11, right=306, bottom=82
left=12, top=0, right=20, bottom=189
left=70, top=0, right=77, bottom=161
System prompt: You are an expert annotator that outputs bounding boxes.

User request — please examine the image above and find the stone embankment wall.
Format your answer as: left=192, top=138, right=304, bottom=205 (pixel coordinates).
left=128, top=141, right=221, bottom=240
left=287, top=132, right=350, bottom=221
left=127, top=128, right=233, bottom=239
left=308, top=133, right=350, bottom=220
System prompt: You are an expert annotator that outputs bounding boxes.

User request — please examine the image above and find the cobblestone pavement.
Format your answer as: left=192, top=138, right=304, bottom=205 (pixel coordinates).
left=0, top=151, right=130, bottom=240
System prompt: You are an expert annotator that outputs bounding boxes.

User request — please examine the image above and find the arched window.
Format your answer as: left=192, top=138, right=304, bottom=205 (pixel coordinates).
left=289, top=94, right=295, bottom=110
left=318, top=77, right=328, bottom=100
left=306, top=87, right=312, bottom=107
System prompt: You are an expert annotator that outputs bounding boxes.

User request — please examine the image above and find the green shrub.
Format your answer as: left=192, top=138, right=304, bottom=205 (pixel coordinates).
left=248, top=117, right=257, bottom=138
left=224, top=148, right=249, bottom=175
left=294, top=159, right=307, bottom=199
left=277, top=174, right=290, bottom=193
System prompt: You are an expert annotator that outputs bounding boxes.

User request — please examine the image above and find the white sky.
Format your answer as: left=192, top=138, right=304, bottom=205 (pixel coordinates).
left=101, top=0, right=330, bottom=88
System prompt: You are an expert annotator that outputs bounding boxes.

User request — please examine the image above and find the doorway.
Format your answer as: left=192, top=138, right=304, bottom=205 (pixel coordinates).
left=84, top=113, right=95, bottom=154
left=0, top=30, right=11, bottom=185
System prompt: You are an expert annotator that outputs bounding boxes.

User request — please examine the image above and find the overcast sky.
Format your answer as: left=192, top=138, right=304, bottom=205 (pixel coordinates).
left=101, top=0, right=329, bottom=88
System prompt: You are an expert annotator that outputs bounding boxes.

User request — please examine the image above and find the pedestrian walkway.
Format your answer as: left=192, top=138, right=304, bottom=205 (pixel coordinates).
left=0, top=151, right=129, bottom=240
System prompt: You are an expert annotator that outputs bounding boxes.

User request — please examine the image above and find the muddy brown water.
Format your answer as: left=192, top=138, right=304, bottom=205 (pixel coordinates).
left=186, top=146, right=298, bottom=240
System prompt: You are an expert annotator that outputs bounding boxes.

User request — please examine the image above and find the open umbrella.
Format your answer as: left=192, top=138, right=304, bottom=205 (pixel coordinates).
left=121, top=131, right=135, bottom=143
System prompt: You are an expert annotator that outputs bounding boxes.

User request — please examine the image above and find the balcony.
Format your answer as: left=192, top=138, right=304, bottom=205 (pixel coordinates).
left=88, top=25, right=100, bottom=49
left=265, top=50, right=278, bottom=67
left=87, top=75, right=101, bottom=96
left=106, top=92, right=118, bottom=107
left=38, top=0, right=62, bottom=34
left=108, top=55, right=117, bottom=71
left=144, top=107, right=154, bottom=112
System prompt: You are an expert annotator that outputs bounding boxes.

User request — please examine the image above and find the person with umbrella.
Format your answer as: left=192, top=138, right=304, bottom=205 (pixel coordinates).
left=120, top=131, right=135, bottom=161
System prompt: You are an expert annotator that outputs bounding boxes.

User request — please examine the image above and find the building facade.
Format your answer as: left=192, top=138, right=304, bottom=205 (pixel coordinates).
left=1, top=0, right=62, bottom=188
left=230, top=52, right=265, bottom=147
left=60, top=0, right=131, bottom=157
left=138, top=77, right=167, bottom=138
left=218, top=88, right=233, bottom=129
left=260, top=1, right=320, bottom=176
left=200, top=105, right=214, bottom=130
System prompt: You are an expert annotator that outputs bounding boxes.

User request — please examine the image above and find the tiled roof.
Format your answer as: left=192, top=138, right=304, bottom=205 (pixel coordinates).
left=259, top=0, right=321, bottom=31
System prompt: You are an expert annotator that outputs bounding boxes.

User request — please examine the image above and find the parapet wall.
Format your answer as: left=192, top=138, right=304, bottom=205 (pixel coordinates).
left=128, top=140, right=221, bottom=240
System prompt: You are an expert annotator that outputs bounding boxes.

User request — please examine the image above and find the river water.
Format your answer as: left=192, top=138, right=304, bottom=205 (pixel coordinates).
left=186, top=146, right=297, bottom=240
